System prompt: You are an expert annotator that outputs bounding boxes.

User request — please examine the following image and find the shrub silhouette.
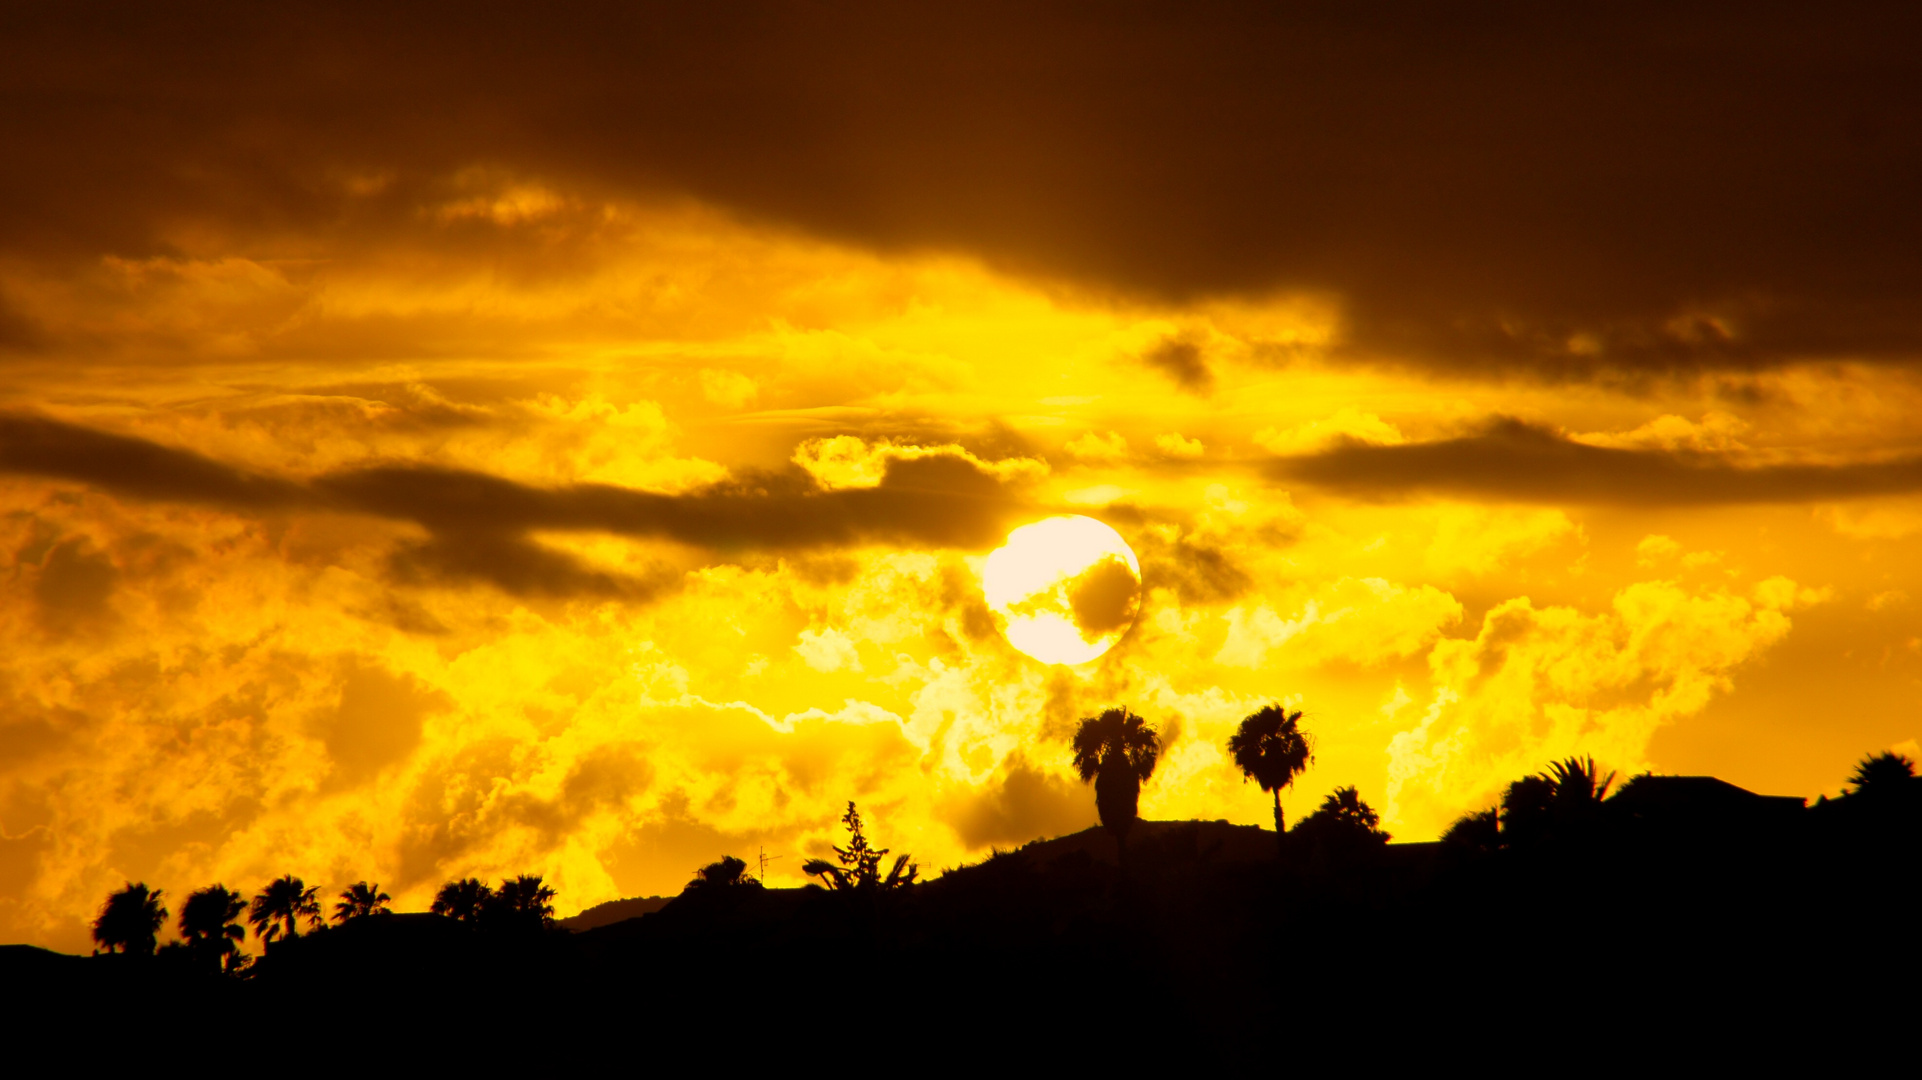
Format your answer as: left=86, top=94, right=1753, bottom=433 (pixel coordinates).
left=93, top=882, right=167, bottom=957
left=1499, top=774, right=1557, bottom=847
left=179, top=884, right=247, bottom=972
left=1441, top=808, right=1502, bottom=856
left=1227, top=703, right=1314, bottom=838
left=332, top=881, right=393, bottom=924
left=249, top=876, right=321, bottom=946
left=687, top=855, right=762, bottom=892
left=1071, top=707, right=1161, bottom=863
left=431, top=877, right=494, bottom=922
left=1848, top=751, right=1916, bottom=797
left=803, top=802, right=918, bottom=891
left=1291, top=785, right=1391, bottom=856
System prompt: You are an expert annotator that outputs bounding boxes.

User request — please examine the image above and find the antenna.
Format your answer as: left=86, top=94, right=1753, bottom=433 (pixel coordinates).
left=758, top=845, right=783, bottom=884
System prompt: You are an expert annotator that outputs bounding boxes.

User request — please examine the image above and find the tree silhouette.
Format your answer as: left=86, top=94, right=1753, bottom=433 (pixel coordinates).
left=1291, top=785, right=1391, bottom=856
left=1071, top=706, right=1162, bottom=863
left=332, top=881, right=392, bottom=924
left=1848, top=751, right=1917, bottom=797
left=1499, top=774, right=1557, bottom=847
left=687, top=855, right=762, bottom=892
left=93, top=882, right=167, bottom=956
left=179, top=884, right=247, bottom=972
left=1227, top=704, right=1314, bottom=837
left=248, top=876, right=320, bottom=946
left=1496, top=757, right=1617, bottom=848
left=431, top=877, right=495, bottom=922
left=1547, top=756, right=1617, bottom=808
left=802, top=802, right=918, bottom=891
left=1441, top=807, right=1501, bottom=856
left=485, top=874, right=558, bottom=932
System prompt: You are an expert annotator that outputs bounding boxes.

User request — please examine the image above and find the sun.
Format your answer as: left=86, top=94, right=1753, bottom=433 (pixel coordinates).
left=982, top=515, right=1142, bottom=666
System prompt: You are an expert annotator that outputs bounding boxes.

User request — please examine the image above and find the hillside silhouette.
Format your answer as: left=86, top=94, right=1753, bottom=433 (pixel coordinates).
left=11, top=761, right=1919, bottom=1064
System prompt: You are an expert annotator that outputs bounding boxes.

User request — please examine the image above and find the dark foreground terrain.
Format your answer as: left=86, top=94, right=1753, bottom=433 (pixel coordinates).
left=8, top=783, right=1918, bottom=1066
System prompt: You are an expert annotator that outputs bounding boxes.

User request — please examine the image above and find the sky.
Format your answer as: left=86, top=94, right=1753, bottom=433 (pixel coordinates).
left=4, top=1, right=1922, bottom=951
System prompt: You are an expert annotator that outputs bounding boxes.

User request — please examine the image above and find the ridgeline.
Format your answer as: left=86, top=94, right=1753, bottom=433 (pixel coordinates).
left=10, top=767, right=1918, bottom=1065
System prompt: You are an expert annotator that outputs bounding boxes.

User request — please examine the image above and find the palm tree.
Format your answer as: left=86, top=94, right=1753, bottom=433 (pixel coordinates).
left=1227, top=704, right=1315, bottom=836
left=431, top=877, right=494, bottom=922
left=332, top=881, right=392, bottom=924
left=486, top=874, right=557, bottom=931
left=1071, top=707, right=1162, bottom=862
left=1547, top=756, right=1616, bottom=807
left=93, top=882, right=167, bottom=956
left=178, top=885, right=247, bottom=972
left=1500, top=757, right=1615, bottom=847
left=1848, top=750, right=1917, bottom=797
left=248, top=875, right=320, bottom=946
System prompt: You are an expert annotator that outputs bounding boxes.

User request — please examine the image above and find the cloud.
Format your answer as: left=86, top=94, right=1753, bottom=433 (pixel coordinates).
left=1064, top=431, right=1128, bottom=462
left=0, top=414, right=1040, bottom=598
left=1066, top=556, right=1139, bottom=639
left=942, top=757, right=1096, bottom=849
left=1271, top=417, right=1922, bottom=506
left=1255, top=408, right=1404, bottom=455
left=6, top=4, right=1920, bottom=377
left=1384, top=579, right=1802, bottom=836
left=1154, top=433, right=1203, bottom=459
left=0, top=413, right=308, bottom=510
left=1139, top=336, right=1212, bottom=392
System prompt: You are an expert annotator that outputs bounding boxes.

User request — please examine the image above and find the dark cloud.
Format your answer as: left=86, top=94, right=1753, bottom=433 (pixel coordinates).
left=0, top=414, right=307, bottom=509
left=4, top=3, right=1920, bottom=376
left=0, top=413, right=1033, bottom=597
left=317, top=452, right=1021, bottom=551
left=386, top=533, right=670, bottom=601
left=1140, top=336, right=1213, bottom=393
left=1271, top=417, right=1922, bottom=506
left=945, top=757, right=1097, bottom=849
left=1068, top=556, right=1140, bottom=639
left=309, top=663, right=449, bottom=789
left=33, top=537, right=117, bottom=633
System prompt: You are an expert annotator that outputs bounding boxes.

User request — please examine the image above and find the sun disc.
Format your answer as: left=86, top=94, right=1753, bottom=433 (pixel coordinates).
left=982, top=515, right=1142, bottom=665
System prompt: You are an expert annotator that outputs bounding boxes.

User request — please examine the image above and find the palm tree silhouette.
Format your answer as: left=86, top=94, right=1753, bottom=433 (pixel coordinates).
left=487, top=874, right=557, bottom=931
left=431, top=877, right=495, bottom=922
left=1071, top=707, right=1162, bottom=863
left=248, top=876, right=320, bottom=947
left=1848, top=750, right=1917, bottom=796
left=1499, top=757, right=1615, bottom=847
left=1227, top=704, right=1315, bottom=837
left=93, top=882, right=167, bottom=956
left=179, top=885, right=247, bottom=972
left=332, top=881, right=393, bottom=924
left=1547, top=756, right=1617, bottom=807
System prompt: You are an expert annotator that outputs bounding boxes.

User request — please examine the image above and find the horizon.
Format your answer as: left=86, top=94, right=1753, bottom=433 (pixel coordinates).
left=5, top=3, right=1922, bottom=956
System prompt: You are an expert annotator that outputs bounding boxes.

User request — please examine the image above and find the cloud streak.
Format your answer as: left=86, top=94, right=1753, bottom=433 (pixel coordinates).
left=0, top=413, right=1032, bottom=597
left=1271, top=418, right=1922, bottom=506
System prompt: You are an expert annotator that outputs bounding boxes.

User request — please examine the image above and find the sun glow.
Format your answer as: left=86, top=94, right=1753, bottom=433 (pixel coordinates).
left=982, top=516, right=1142, bottom=666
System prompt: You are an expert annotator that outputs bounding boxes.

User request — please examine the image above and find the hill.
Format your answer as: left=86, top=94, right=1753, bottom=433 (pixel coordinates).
left=8, top=789, right=1917, bottom=1064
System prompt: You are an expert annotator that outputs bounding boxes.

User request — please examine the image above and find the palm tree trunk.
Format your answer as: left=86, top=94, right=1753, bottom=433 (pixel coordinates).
left=1273, top=788, right=1286, bottom=859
